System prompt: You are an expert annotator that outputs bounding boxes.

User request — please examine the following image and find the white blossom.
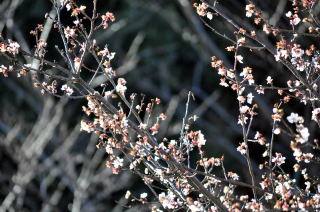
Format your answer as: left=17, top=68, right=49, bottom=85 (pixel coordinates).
left=287, top=113, right=299, bottom=123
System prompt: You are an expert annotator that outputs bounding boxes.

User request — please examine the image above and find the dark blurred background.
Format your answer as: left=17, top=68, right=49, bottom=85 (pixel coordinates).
left=0, top=0, right=319, bottom=211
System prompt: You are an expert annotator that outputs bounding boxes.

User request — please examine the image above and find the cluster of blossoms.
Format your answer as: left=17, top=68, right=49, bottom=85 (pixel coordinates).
left=0, top=39, right=20, bottom=55
left=193, top=2, right=213, bottom=20
left=1, top=0, right=320, bottom=211
left=198, top=0, right=320, bottom=211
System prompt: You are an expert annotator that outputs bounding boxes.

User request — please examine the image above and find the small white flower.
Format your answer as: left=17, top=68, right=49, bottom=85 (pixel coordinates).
left=236, top=55, right=244, bottom=63
left=291, top=14, right=301, bottom=25
left=189, top=205, right=201, bottom=212
left=197, top=131, right=206, bottom=147
left=272, top=153, right=286, bottom=166
left=237, top=142, right=247, bottom=155
left=113, top=157, right=124, bottom=168
left=312, top=108, right=320, bottom=122
left=61, top=84, right=74, bottom=96
left=266, top=76, right=273, bottom=84
left=116, top=78, right=127, bottom=95
left=240, top=105, right=250, bottom=114
left=287, top=113, right=299, bottom=123
left=206, top=12, right=213, bottom=20
left=125, top=191, right=131, bottom=199
left=247, top=93, right=254, bottom=104
left=285, top=11, right=292, bottom=17
left=273, top=128, right=281, bottom=135
left=140, top=193, right=148, bottom=199
left=299, top=127, right=309, bottom=143
left=105, top=145, right=113, bottom=154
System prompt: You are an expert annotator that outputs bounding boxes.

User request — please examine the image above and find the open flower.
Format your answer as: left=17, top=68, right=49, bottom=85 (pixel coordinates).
left=61, top=84, right=74, bottom=96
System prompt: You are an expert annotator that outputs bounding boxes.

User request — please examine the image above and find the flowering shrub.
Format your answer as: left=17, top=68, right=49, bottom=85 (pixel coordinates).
left=1, top=0, right=320, bottom=211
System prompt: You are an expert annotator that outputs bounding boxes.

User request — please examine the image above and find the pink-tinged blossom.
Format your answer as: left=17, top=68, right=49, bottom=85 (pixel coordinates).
left=61, top=84, right=73, bottom=96
left=188, top=201, right=203, bottom=212
left=37, top=39, right=47, bottom=49
left=105, top=145, right=113, bottom=154
left=236, top=55, right=244, bottom=63
left=272, top=153, right=286, bottom=166
left=189, top=131, right=206, bottom=148
left=74, top=57, right=81, bottom=71
left=291, top=14, right=301, bottom=25
left=0, top=42, right=7, bottom=52
left=254, top=131, right=266, bottom=145
left=195, top=3, right=208, bottom=17
left=219, top=78, right=229, bottom=87
left=113, top=157, right=124, bottom=168
left=245, top=4, right=255, bottom=17
left=227, top=172, right=239, bottom=180
left=303, top=153, right=314, bottom=163
left=7, top=40, right=20, bottom=55
left=312, top=108, right=320, bottom=122
left=0, top=65, right=8, bottom=77
left=237, top=142, right=247, bottom=155
left=240, top=105, right=250, bottom=114
left=159, top=192, right=178, bottom=209
left=66, top=3, right=72, bottom=11
left=275, top=49, right=289, bottom=61
left=64, top=26, right=77, bottom=39
left=80, top=120, right=94, bottom=132
left=291, top=44, right=304, bottom=58
left=237, top=95, right=245, bottom=103
left=101, top=12, right=115, bottom=29
left=116, top=78, right=127, bottom=95
left=256, top=86, right=264, bottom=94
left=107, top=52, right=116, bottom=60
left=297, top=127, right=309, bottom=143
left=237, top=37, right=246, bottom=46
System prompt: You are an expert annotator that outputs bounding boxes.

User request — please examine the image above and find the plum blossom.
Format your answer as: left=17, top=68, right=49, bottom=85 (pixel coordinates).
left=298, top=127, right=309, bottom=143
left=287, top=113, right=299, bottom=123
left=240, top=105, right=250, bottom=114
left=61, top=84, right=74, bottom=96
left=247, top=93, right=254, bottom=104
left=291, top=44, right=304, bottom=58
left=0, top=65, right=8, bottom=77
left=159, top=192, right=178, bottom=209
left=116, top=78, right=127, bottom=95
left=272, top=153, right=286, bottom=166
left=312, top=108, right=320, bottom=122
left=245, top=4, right=255, bottom=17
left=64, top=26, right=77, bottom=39
left=113, top=157, right=124, bottom=168
left=236, top=55, right=244, bottom=63
left=291, top=14, right=301, bottom=25
left=125, top=191, right=131, bottom=199
left=286, top=11, right=292, bottom=17
left=237, top=142, right=247, bottom=155
left=101, top=12, right=115, bottom=29
left=74, top=57, right=81, bottom=71
left=266, top=76, right=273, bottom=84
left=140, top=192, right=148, bottom=199
left=194, top=3, right=208, bottom=17
left=7, top=40, right=20, bottom=55
left=273, top=128, right=281, bottom=135
left=206, top=12, right=213, bottom=20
